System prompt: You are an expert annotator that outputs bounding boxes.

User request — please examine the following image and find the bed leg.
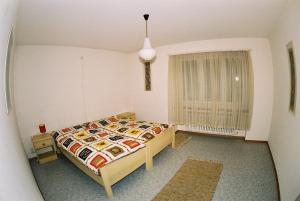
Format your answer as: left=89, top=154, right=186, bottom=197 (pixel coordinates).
left=104, top=184, right=113, bottom=199
left=145, top=146, right=153, bottom=171
left=100, top=168, right=113, bottom=198
left=171, top=126, right=176, bottom=149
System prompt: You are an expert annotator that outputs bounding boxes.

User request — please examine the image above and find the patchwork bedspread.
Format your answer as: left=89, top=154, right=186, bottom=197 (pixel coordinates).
left=87, top=116, right=169, bottom=142
left=51, top=116, right=170, bottom=175
left=51, top=126, right=145, bottom=175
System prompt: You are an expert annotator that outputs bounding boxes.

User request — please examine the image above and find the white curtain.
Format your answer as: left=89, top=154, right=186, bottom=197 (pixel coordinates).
left=168, top=51, right=253, bottom=130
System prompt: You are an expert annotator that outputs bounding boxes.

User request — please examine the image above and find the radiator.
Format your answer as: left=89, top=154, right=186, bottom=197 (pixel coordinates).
left=177, top=125, right=246, bottom=137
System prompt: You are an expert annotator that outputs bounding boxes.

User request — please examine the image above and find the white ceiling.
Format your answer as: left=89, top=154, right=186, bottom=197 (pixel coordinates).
left=16, top=0, right=287, bottom=52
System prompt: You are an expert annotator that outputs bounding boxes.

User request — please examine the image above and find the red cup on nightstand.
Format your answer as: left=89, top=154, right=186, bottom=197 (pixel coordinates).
left=39, top=124, right=46, bottom=134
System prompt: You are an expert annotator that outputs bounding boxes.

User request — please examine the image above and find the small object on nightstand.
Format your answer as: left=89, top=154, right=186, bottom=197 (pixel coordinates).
left=32, top=133, right=57, bottom=164
left=39, top=124, right=47, bottom=134
left=117, top=112, right=136, bottom=120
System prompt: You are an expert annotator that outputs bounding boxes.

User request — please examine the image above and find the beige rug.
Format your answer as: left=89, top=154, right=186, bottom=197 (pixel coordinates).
left=174, top=132, right=192, bottom=149
left=152, top=159, right=223, bottom=201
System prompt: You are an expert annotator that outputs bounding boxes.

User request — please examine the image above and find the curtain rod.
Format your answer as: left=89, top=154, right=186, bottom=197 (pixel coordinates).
left=168, top=49, right=252, bottom=56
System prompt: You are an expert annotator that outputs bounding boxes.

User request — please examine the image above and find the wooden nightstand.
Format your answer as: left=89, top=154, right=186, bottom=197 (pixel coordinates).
left=32, top=133, right=57, bottom=164
left=116, top=112, right=136, bottom=120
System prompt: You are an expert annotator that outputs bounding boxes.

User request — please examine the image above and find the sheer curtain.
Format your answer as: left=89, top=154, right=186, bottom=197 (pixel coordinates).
left=168, top=51, right=253, bottom=130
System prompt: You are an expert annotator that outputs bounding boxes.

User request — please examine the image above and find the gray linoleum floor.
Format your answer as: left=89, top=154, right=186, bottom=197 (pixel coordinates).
left=30, top=134, right=278, bottom=201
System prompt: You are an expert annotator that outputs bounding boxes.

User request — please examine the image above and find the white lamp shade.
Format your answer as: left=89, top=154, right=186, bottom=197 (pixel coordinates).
left=139, top=37, right=156, bottom=61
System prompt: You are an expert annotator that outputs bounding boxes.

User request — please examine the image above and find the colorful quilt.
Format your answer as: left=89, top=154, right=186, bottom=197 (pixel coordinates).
left=51, top=125, right=145, bottom=175
left=88, top=116, right=169, bottom=142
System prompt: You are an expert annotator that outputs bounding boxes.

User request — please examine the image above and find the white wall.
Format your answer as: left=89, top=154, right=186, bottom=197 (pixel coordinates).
left=14, top=46, right=131, bottom=157
left=128, top=38, right=274, bottom=141
left=14, top=38, right=275, bottom=158
left=269, top=0, right=300, bottom=200
left=0, top=1, right=44, bottom=201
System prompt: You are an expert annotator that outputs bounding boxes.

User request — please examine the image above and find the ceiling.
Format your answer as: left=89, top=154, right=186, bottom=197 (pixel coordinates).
left=16, top=0, right=287, bottom=53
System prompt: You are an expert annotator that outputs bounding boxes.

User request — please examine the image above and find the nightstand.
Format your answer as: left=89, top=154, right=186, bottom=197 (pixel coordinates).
left=116, top=112, right=136, bottom=120
left=32, top=133, right=57, bottom=164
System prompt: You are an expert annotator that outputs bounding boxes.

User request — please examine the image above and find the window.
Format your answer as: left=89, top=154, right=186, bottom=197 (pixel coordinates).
left=168, top=51, right=253, bottom=130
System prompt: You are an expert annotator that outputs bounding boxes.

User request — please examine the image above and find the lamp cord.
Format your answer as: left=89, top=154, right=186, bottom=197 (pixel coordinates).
left=146, top=20, right=148, bottom=37
left=80, top=56, right=88, bottom=122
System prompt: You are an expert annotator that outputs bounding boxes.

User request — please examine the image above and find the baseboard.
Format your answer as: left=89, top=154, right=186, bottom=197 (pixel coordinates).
left=245, top=140, right=281, bottom=200
left=266, top=142, right=281, bottom=201
left=245, top=140, right=281, bottom=201
left=244, top=139, right=267, bottom=143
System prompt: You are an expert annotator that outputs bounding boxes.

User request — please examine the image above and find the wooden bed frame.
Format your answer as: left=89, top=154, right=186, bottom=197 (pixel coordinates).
left=58, top=125, right=175, bottom=198
left=144, top=125, right=176, bottom=169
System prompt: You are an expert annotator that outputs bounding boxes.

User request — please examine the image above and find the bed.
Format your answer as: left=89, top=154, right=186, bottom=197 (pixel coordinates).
left=90, top=116, right=176, bottom=169
left=51, top=116, right=175, bottom=198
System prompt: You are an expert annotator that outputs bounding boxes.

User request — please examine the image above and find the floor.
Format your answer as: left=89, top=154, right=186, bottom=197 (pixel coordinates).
left=30, top=134, right=278, bottom=201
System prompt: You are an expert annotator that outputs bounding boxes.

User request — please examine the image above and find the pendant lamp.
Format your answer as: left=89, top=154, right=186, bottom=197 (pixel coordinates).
left=139, top=14, right=156, bottom=61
